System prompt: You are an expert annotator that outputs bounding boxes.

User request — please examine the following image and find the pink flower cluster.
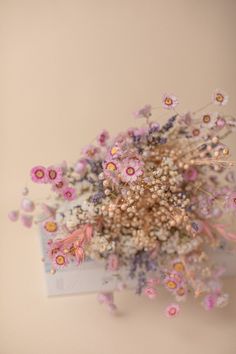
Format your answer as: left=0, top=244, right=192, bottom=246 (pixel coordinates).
left=31, top=165, right=77, bottom=201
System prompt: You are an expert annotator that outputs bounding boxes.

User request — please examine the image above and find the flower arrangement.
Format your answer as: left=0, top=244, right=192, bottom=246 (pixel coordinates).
left=9, top=90, right=236, bottom=317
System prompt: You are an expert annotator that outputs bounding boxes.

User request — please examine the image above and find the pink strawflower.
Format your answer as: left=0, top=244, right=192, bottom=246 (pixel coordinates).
left=109, top=144, right=121, bottom=159
left=103, top=159, right=120, bottom=178
left=62, top=187, right=77, bottom=201
left=31, top=165, right=48, bottom=183
left=46, top=166, right=63, bottom=184
left=52, top=252, right=69, bottom=269
left=134, top=104, right=152, bottom=119
left=21, top=198, right=35, bottom=212
left=225, top=191, right=236, bottom=210
left=107, top=254, right=119, bottom=271
left=162, top=94, right=178, bottom=110
left=120, top=159, right=144, bottom=183
left=8, top=210, right=19, bottom=222
left=143, top=287, right=157, bottom=299
left=183, top=167, right=198, bottom=182
left=21, top=214, right=33, bottom=228
left=165, top=303, right=180, bottom=318
left=212, top=89, right=228, bottom=106
left=97, top=130, right=109, bottom=146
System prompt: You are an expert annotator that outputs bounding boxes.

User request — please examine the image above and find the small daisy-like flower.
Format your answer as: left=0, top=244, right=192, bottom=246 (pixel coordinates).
left=189, top=126, right=204, bottom=141
left=200, top=112, right=217, bottom=129
left=172, top=260, right=185, bottom=273
left=31, top=165, right=48, bottom=183
left=164, top=278, right=178, bottom=291
left=43, top=219, right=58, bottom=234
left=183, top=167, right=198, bottom=182
left=52, top=178, right=68, bottom=193
left=103, top=159, right=120, bottom=182
left=62, top=187, right=77, bottom=201
left=120, top=159, right=144, bottom=183
left=165, top=303, right=180, bottom=318
left=46, top=166, right=63, bottom=184
left=143, top=287, right=157, bottom=299
left=109, top=144, right=121, bottom=159
left=82, top=144, right=99, bottom=158
left=212, top=89, right=228, bottom=106
left=53, top=252, right=69, bottom=269
left=134, top=104, right=152, bottom=119
left=225, top=191, right=236, bottom=210
left=97, top=130, right=109, bottom=146
left=162, top=94, right=178, bottom=110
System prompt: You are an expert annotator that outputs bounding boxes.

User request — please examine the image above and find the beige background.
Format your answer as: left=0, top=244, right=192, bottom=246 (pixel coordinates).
left=1, top=0, right=236, bottom=353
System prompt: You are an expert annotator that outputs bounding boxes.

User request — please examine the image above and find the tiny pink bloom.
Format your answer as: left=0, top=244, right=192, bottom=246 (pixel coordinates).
left=120, top=159, right=144, bottom=183
left=21, top=214, right=33, bottom=228
left=21, top=198, right=35, bottom=212
left=62, top=187, right=77, bottom=201
left=162, top=94, right=178, bottom=110
left=30, top=165, right=48, bottom=183
left=216, top=116, right=226, bottom=129
left=41, top=204, right=57, bottom=218
left=107, top=254, right=119, bottom=271
left=52, top=178, right=68, bottom=193
left=52, top=252, right=69, bottom=269
left=202, top=294, right=216, bottom=311
left=212, top=89, right=228, bottom=106
left=82, top=144, right=99, bottom=158
left=225, top=191, right=236, bottom=210
left=74, top=159, right=87, bottom=174
left=134, top=104, right=152, bottom=119
left=97, top=129, right=110, bottom=146
left=103, top=159, right=120, bottom=179
left=143, top=287, right=157, bottom=299
left=8, top=210, right=19, bottom=222
left=109, top=144, right=121, bottom=159
left=165, top=303, right=180, bottom=318
left=46, top=166, right=63, bottom=184
left=183, top=167, right=198, bottom=182
left=97, top=292, right=114, bottom=305
left=146, top=278, right=159, bottom=287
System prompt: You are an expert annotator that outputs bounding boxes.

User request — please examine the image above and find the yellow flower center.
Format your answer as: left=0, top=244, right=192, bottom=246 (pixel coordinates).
left=56, top=255, right=65, bottom=266
left=126, top=167, right=135, bottom=176
left=49, top=170, right=57, bottom=180
left=36, top=169, right=44, bottom=178
left=44, top=221, right=57, bottom=233
left=106, top=162, right=117, bottom=171
left=216, top=93, right=224, bottom=102
left=203, top=115, right=211, bottom=123
left=166, top=280, right=177, bottom=289
left=165, top=97, right=173, bottom=106
left=173, top=262, right=185, bottom=272
left=110, top=147, right=118, bottom=156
